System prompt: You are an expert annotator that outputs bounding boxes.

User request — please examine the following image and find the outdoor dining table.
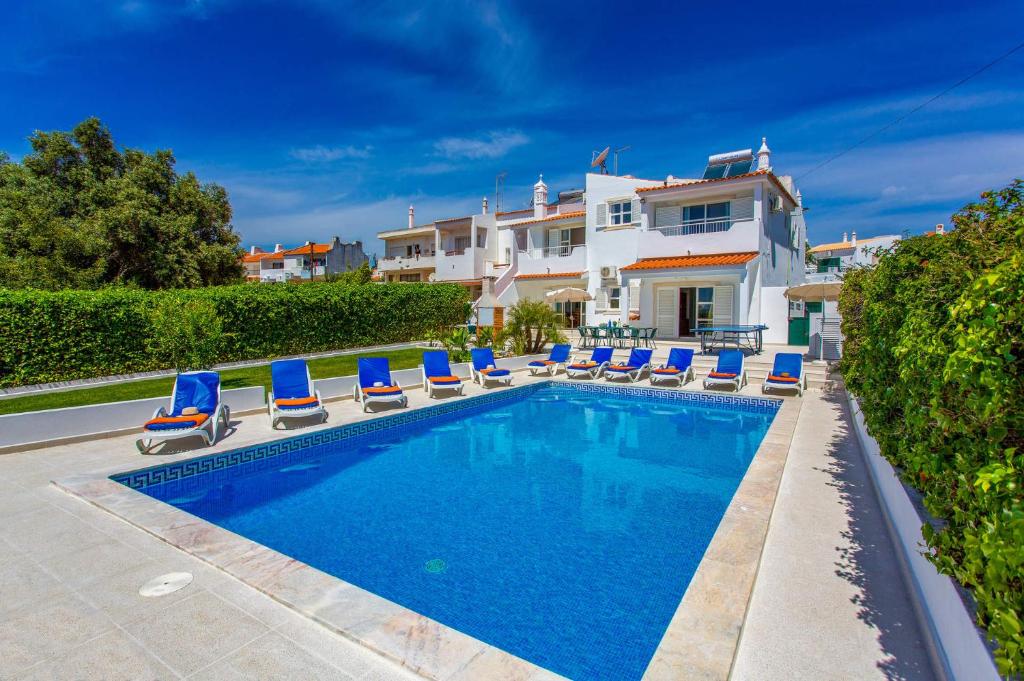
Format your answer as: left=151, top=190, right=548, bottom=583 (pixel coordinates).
left=578, top=326, right=657, bottom=349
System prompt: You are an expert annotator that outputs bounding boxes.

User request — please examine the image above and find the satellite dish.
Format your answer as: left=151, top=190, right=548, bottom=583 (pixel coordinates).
left=427, top=272, right=436, bottom=283
left=591, top=147, right=610, bottom=174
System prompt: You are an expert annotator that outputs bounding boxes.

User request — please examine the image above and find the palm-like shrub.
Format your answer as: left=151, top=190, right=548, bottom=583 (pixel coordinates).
left=498, top=299, right=566, bottom=355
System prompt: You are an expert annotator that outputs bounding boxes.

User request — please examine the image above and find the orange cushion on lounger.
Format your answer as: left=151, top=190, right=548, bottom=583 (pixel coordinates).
left=653, top=368, right=681, bottom=374
left=767, top=374, right=800, bottom=383
left=569, top=362, right=597, bottom=369
left=275, top=396, right=319, bottom=407
left=144, top=413, right=209, bottom=429
left=429, top=376, right=461, bottom=384
left=363, top=385, right=402, bottom=395
left=608, top=365, right=636, bottom=371
left=709, top=371, right=738, bottom=379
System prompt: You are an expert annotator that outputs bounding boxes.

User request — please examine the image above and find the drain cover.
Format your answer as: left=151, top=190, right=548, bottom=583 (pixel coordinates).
left=424, top=559, right=447, bottom=574
left=139, top=572, right=194, bottom=597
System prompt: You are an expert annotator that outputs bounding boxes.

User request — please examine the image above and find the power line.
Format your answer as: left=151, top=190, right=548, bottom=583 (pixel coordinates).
left=797, top=39, right=1024, bottom=181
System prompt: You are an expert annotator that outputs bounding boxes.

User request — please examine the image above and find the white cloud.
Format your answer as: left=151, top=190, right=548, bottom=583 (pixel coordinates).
left=433, top=130, right=529, bottom=160
left=290, top=144, right=373, bottom=162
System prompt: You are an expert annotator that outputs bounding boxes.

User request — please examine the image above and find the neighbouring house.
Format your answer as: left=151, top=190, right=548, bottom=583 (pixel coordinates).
left=376, top=138, right=808, bottom=344
left=807, top=231, right=902, bottom=281
left=246, top=237, right=368, bottom=283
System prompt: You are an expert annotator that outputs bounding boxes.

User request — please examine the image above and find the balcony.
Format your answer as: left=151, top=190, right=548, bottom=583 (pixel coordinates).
left=804, top=264, right=847, bottom=283
left=434, top=246, right=485, bottom=281
left=378, top=254, right=436, bottom=272
left=650, top=217, right=733, bottom=237
left=517, top=244, right=587, bottom=275
left=638, top=218, right=757, bottom=259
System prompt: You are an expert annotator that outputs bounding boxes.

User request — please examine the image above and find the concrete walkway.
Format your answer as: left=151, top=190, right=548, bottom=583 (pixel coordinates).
left=731, top=389, right=936, bottom=680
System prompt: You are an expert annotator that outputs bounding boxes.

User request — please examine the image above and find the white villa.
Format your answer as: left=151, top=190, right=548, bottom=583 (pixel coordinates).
left=244, top=237, right=367, bottom=283
left=377, top=139, right=807, bottom=344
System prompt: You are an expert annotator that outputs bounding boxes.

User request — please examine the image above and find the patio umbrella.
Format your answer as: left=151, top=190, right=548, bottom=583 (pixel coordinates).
left=784, top=281, right=842, bottom=359
left=545, top=287, right=593, bottom=303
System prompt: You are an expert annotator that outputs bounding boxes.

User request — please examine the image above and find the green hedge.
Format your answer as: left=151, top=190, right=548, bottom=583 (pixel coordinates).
left=839, top=180, right=1023, bottom=674
left=0, top=282, right=470, bottom=387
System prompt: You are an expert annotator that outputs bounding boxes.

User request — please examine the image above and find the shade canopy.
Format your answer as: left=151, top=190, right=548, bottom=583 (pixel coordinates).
left=545, top=287, right=593, bottom=303
left=785, top=281, right=842, bottom=302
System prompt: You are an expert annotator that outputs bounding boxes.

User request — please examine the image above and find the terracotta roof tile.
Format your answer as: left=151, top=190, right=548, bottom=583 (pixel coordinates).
left=636, top=169, right=798, bottom=206
left=620, top=252, right=758, bottom=271
left=282, top=243, right=332, bottom=256
left=514, top=271, right=585, bottom=280
left=808, top=235, right=895, bottom=253
left=506, top=210, right=586, bottom=227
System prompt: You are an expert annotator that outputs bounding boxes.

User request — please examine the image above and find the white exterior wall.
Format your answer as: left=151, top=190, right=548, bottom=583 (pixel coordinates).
left=759, top=286, right=790, bottom=344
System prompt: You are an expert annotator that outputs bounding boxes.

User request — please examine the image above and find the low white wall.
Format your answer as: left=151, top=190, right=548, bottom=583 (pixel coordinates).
left=0, top=386, right=266, bottom=450
left=848, top=393, right=998, bottom=681
left=759, top=286, right=791, bottom=345
left=0, top=355, right=549, bottom=452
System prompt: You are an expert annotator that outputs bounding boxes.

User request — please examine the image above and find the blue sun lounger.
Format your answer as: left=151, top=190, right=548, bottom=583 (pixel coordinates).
left=528, top=343, right=571, bottom=376
left=268, top=359, right=326, bottom=428
left=137, top=371, right=230, bottom=453
left=703, top=350, right=748, bottom=392
left=604, top=348, right=653, bottom=383
left=421, top=350, right=465, bottom=398
left=762, top=352, right=806, bottom=396
left=650, top=347, right=695, bottom=387
left=354, top=357, right=408, bottom=412
left=566, top=347, right=614, bottom=379
left=470, top=347, right=512, bottom=387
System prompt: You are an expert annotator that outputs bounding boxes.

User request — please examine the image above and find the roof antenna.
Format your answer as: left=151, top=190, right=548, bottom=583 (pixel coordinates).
left=613, top=145, right=631, bottom=176
left=590, top=147, right=610, bottom=175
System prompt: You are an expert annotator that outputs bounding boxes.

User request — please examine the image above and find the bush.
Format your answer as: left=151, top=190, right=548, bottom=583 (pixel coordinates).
left=0, top=282, right=469, bottom=386
left=839, top=180, right=1024, bottom=674
left=149, top=298, right=223, bottom=372
left=498, top=299, right=567, bottom=354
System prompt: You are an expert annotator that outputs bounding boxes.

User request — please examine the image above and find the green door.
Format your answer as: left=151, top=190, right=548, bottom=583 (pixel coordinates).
left=788, top=317, right=809, bottom=345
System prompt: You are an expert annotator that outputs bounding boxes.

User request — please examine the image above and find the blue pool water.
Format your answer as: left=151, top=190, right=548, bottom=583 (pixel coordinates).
left=124, top=383, right=777, bottom=680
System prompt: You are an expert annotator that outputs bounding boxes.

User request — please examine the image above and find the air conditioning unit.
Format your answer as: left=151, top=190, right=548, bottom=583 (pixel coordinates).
left=600, top=266, right=617, bottom=279
left=770, top=195, right=784, bottom=212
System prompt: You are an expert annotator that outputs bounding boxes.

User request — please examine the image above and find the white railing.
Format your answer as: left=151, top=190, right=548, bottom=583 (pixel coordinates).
left=519, top=245, right=584, bottom=258
left=652, top=217, right=732, bottom=236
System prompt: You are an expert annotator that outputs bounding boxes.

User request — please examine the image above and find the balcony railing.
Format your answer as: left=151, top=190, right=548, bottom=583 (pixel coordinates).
left=651, top=217, right=733, bottom=237
left=519, top=244, right=585, bottom=258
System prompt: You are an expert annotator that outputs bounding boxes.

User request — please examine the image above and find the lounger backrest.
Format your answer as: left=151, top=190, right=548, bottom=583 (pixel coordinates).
left=627, top=348, right=653, bottom=366
left=666, top=347, right=694, bottom=370
left=422, top=350, right=453, bottom=378
left=549, top=344, right=571, bottom=363
left=772, top=352, right=803, bottom=378
left=716, top=350, right=744, bottom=375
left=171, top=371, right=220, bottom=416
left=271, top=359, right=311, bottom=400
left=471, top=347, right=497, bottom=372
left=591, top=347, right=614, bottom=364
left=358, top=357, right=394, bottom=388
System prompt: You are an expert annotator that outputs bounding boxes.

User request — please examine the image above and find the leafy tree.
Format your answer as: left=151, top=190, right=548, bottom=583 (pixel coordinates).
left=498, top=299, right=566, bottom=354
left=804, top=240, right=815, bottom=266
left=0, top=117, right=243, bottom=290
left=324, top=261, right=373, bottom=285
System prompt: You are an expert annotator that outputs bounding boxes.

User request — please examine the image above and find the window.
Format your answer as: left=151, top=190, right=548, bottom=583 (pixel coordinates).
left=399, top=273, right=421, bottom=282
left=454, top=236, right=471, bottom=251
left=696, top=287, right=714, bottom=328
left=608, top=287, right=621, bottom=310
left=609, top=201, right=632, bottom=226
left=406, top=245, right=413, bottom=257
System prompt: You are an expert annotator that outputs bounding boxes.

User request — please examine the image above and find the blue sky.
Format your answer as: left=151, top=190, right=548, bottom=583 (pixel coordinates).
left=2, top=0, right=1022, bottom=254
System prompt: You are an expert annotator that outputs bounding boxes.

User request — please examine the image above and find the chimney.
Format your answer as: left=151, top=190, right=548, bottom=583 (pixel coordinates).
left=482, top=196, right=489, bottom=214
left=842, top=232, right=848, bottom=244
left=851, top=231, right=857, bottom=247
left=533, top=174, right=548, bottom=219
left=274, top=243, right=283, bottom=253
left=249, top=245, right=257, bottom=255
left=757, top=137, right=771, bottom=172
left=408, top=205, right=415, bottom=230
left=795, top=189, right=803, bottom=207
left=935, top=223, right=944, bottom=235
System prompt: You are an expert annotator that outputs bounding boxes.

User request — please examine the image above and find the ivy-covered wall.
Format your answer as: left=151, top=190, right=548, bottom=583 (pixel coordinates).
left=839, top=180, right=1023, bottom=674
left=0, top=282, right=469, bottom=387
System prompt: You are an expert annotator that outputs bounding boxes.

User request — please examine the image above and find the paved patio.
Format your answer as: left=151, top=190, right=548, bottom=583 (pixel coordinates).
left=0, top=362, right=934, bottom=680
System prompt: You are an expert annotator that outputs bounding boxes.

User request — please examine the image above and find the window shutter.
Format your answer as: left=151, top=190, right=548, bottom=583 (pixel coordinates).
left=628, top=280, right=641, bottom=312
left=655, top=205, right=681, bottom=228
left=596, top=288, right=609, bottom=310
left=712, top=286, right=734, bottom=325
left=631, top=199, right=641, bottom=224
left=730, top=196, right=755, bottom=221
left=596, top=203, right=607, bottom=228
left=656, top=288, right=676, bottom=333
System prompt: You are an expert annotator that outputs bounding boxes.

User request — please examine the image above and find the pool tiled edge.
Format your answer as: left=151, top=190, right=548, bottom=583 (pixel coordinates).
left=54, top=380, right=797, bottom=681
left=642, top=393, right=802, bottom=680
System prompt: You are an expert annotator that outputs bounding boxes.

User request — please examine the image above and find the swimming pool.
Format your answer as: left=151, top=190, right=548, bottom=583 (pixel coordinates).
left=115, top=382, right=779, bottom=680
